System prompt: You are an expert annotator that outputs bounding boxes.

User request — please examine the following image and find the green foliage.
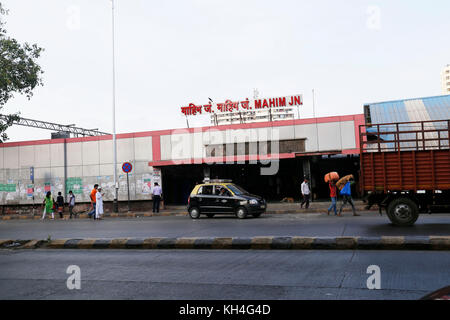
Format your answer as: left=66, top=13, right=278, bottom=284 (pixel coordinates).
left=0, top=2, right=44, bottom=142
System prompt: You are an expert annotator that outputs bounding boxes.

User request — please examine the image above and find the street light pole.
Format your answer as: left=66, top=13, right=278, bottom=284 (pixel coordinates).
left=111, top=0, right=118, bottom=212
left=312, top=88, right=319, bottom=151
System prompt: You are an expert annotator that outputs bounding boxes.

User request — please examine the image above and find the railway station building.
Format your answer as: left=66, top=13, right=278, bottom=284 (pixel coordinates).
left=0, top=94, right=448, bottom=206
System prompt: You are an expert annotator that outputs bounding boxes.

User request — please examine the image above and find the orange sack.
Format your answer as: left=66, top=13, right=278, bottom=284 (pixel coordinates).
left=336, top=174, right=354, bottom=190
left=324, top=172, right=339, bottom=183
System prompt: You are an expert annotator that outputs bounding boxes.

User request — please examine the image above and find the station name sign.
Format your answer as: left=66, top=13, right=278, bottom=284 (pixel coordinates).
left=181, top=94, right=303, bottom=116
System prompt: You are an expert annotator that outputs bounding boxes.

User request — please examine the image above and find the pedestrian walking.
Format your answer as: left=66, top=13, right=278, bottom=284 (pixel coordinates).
left=152, top=182, right=162, bottom=213
left=327, top=180, right=338, bottom=215
left=338, top=177, right=360, bottom=216
left=56, top=192, right=64, bottom=219
left=95, top=187, right=104, bottom=219
left=68, top=190, right=76, bottom=219
left=300, top=177, right=310, bottom=209
left=41, top=191, right=55, bottom=220
left=88, top=184, right=99, bottom=219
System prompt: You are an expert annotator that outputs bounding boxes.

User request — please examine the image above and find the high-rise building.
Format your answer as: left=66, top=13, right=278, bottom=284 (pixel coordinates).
left=441, top=64, right=450, bottom=94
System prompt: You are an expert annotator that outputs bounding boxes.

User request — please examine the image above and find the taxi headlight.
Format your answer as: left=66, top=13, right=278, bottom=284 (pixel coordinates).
left=249, top=199, right=258, bottom=205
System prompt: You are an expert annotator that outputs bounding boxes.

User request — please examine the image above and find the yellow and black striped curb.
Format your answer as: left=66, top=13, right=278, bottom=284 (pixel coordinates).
left=1, top=236, right=449, bottom=250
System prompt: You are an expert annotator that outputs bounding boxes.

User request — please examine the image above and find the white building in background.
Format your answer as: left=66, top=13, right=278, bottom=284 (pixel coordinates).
left=211, top=106, right=295, bottom=125
left=442, top=64, right=450, bottom=94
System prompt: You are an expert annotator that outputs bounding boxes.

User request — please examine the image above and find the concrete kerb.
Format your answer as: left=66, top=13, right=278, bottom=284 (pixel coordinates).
left=429, top=236, right=450, bottom=250
left=336, top=237, right=358, bottom=249
left=211, top=238, right=233, bottom=249
left=21, top=239, right=45, bottom=249
left=143, top=238, right=164, bottom=249
left=77, top=239, right=97, bottom=249
left=175, top=238, right=197, bottom=249
left=271, top=237, right=293, bottom=249
left=125, top=238, right=144, bottom=249
left=110, top=238, right=129, bottom=249
left=193, top=238, right=215, bottom=249
left=1, top=236, right=449, bottom=250
left=45, top=239, right=71, bottom=249
left=0, top=239, right=13, bottom=247
left=251, top=237, right=273, bottom=249
left=403, top=236, right=431, bottom=250
left=291, top=237, right=314, bottom=249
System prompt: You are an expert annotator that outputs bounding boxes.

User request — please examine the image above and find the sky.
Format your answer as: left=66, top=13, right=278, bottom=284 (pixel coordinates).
left=1, top=0, right=450, bottom=142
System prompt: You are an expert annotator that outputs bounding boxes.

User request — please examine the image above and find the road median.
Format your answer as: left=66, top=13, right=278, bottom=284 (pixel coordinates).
left=1, top=236, right=449, bottom=250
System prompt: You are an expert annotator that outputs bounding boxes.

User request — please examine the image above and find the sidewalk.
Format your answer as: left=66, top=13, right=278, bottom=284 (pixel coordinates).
left=0, top=200, right=375, bottom=221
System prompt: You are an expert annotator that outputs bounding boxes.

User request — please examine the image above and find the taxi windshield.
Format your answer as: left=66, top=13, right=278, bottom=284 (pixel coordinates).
left=226, top=184, right=249, bottom=195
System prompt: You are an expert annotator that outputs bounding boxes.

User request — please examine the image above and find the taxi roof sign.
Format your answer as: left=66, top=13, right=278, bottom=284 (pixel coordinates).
left=203, top=179, right=232, bottom=183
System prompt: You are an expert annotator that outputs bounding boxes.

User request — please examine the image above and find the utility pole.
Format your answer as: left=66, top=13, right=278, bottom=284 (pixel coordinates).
left=111, top=0, right=119, bottom=212
left=312, top=89, right=319, bottom=202
left=312, top=89, right=319, bottom=151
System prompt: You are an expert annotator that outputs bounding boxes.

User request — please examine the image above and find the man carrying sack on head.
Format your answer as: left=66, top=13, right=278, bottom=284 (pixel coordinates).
left=337, top=175, right=360, bottom=216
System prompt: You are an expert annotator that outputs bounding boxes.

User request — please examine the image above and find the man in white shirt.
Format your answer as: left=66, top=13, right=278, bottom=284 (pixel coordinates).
left=152, top=182, right=163, bottom=213
left=68, top=190, right=76, bottom=219
left=300, top=177, right=311, bottom=209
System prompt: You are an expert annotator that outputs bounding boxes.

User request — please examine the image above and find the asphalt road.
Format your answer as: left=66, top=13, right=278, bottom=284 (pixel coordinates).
left=0, top=249, right=448, bottom=300
left=0, top=212, right=449, bottom=240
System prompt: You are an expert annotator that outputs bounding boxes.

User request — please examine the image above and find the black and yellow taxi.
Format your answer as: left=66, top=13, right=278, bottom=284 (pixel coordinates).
left=187, top=180, right=266, bottom=219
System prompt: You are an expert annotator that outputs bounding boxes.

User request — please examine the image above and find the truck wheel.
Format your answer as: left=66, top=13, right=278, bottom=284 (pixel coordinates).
left=189, top=207, right=200, bottom=219
left=387, top=198, right=419, bottom=226
left=236, top=207, right=247, bottom=219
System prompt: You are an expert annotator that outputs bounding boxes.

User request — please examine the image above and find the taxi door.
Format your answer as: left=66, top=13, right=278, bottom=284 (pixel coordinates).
left=196, top=185, right=215, bottom=213
left=213, top=185, right=235, bottom=213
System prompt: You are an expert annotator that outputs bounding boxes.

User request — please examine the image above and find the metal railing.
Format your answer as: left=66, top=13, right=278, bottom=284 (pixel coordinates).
left=359, top=119, right=450, bottom=153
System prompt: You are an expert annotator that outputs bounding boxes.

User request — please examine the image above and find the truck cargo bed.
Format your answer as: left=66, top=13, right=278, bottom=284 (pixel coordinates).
left=360, top=120, right=450, bottom=192
left=361, top=149, right=450, bottom=191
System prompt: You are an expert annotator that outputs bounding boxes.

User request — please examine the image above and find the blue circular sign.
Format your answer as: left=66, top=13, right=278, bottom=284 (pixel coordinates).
left=122, top=162, right=132, bottom=173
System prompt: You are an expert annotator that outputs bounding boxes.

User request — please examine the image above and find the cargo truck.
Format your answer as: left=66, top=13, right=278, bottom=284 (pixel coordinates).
left=359, top=119, right=450, bottom=226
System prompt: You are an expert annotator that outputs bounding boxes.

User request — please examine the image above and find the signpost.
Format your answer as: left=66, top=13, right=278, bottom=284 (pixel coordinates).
left=30, top=167, right=35, bottom=213
left=122, top=162, right=132, bottom=212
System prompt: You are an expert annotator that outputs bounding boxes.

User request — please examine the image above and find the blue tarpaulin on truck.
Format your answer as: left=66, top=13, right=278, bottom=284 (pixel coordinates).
left=364, top=95, right=450, bottom=150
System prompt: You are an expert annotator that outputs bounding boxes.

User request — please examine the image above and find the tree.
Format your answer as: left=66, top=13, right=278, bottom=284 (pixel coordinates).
left=0, top=2, right=44, bottom=142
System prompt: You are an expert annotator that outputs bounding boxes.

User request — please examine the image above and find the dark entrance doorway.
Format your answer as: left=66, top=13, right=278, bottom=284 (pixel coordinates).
left=208, top=159, right=304, bottom=202
left=306, top=154, right=361, bottom=199
left=160, top=165, right=204, bottom=205
left=160, top=159, right=306, bottom=205
left=159, top=155, right=361, bottom=205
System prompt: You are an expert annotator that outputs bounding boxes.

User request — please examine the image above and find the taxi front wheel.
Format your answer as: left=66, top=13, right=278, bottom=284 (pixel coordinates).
left=236, top=207, right=247, bottom=219
left=189, top=207, right=200, bottom=219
